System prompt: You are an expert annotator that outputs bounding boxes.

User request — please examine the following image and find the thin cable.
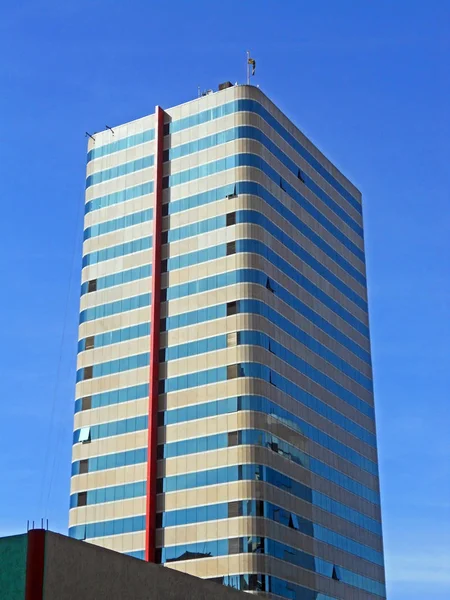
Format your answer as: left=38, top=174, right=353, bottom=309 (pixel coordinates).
left=39, top=189, right=85, bottom=519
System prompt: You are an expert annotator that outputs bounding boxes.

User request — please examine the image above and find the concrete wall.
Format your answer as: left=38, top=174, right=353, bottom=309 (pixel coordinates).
left=43, top=531, right=245, bottom=600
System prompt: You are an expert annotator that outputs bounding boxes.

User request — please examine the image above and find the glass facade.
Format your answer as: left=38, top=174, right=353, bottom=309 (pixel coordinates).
left=70, top=84, right=385, bottom=599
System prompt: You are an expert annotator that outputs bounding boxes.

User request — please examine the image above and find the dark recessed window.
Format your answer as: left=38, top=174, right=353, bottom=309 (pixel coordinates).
left=161, top=231, right=168, bottom=244
left=162, top=203, right=169, bottom=216
left=157, top=445, right=164, bottom=459
left=297, top=168, right=305, bottom=183
left=85, top=336, right=95, bottom=351
left=163, top=150, right=169, bottom=162
left=77, top=492, right=87, bottom=507
left=228, top=538, right=242, bottom=554
left=279, top=176, right=285, bottom=191
left=266, top=278, right=274, bottom=293
left=160, top=287, right=167, bottom=301
left=157, top=411, right=165, bottom=427
left=79, top=459, right=88, bottom=475
left=228, top=501, right=242, bottom=518
left=226, top=301, right=237, bottom=316
left=81, top=396, right=92, bottom=411
left=87, top=279, right=97, bottom=293
left=156, top=479, right=163, bottom=494
left=83, top=366, right=93, bottom=380
left=228, top=431, right=239, bottom=446
left=158, top=380, right=165, bottom=394
left=155, top=513, right=163, bottom=528
left=159, top=348, right=166, bottom=363
left=269, top=371, right=276, bottom=387
left=255, top=500, right=264, bottom=517
left=226, top=241, right=236, bottom=256
left=160, top=318, right=167, bottom=332
left=163, top=123, right=170, bottom=136
left=155, top=548, right=162, bottom=564
left=226, top=212, right=236, bottom=226
left=227, top=364, right=240, bottom=380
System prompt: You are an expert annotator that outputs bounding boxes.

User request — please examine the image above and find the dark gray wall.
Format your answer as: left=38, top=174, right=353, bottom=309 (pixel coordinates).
left=43, top=532, right=245, bottom=600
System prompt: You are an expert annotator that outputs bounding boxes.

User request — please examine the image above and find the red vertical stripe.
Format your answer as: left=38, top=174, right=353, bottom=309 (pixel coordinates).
left=145, top=106, right=164, bottom=562
left=25, top=529, right=45, bottom=600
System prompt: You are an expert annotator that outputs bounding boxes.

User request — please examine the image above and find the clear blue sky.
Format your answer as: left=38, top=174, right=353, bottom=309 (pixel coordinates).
left=0, top=1, right=448, bottom=598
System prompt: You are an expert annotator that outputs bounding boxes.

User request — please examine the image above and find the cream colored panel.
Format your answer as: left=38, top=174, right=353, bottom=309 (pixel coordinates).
left=156, top=479, right=382, bottom=552
left=85, top=166, right=155, bottom=202
left=83, top=221, right=153, bottom=256
left=159, top=444, right=380, bottom=521
left=84, top=193, right=154, bottom=230
left=88, top=531, right=145, bottom=553
left=74, top=398, right=148, bottom=430
left=69, top=497, right=145, bottom=527
left=78, top=306, right=149, bottom=341
left=165, top=554, right=256, bottom=580
left=77, top=335, right=150, bottom=369
left=72, top=429, right=147, bottom=462
left=160, top=409, right=376, bottom=490
left=75, top=366, right=149, bottom=401
left=71, top=463, right=146, bottom=493
left=86, top=140, right=155, bottom=177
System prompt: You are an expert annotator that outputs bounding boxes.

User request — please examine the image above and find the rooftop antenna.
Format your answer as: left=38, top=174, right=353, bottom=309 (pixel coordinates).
left=198, top=85, right=201, bottom=98
left=85, top=132, right=95, bottom=143
left=105, top=125, right=115, bottom=135
left=246, top=50, right=256, bottom=85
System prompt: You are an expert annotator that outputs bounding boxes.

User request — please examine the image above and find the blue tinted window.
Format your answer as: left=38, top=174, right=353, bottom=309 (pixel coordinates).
left=79, top=293, right=150, bottom=324
left=85, top=181, right=154, bottom=214
left=84, top=208, right=153, bottom=240
left=74, top=383, right=148, bottom=413
left=82, top=236, right=152, bottom=268
left=86, top=155, right=154, bottom=188
left=80, top=264, right=152, bottom=296
left=87, top=129, right=154, bottom=162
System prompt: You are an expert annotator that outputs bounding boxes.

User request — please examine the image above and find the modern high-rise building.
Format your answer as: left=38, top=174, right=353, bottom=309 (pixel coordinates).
left=69, top=84, right=386, bottom=599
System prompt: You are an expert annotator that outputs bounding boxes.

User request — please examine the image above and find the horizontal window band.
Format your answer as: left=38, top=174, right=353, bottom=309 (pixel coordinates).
left=80, top=264, right=152, bottom=296
left=84, top=208, right=153, bottom=241
left=86, top=177, right=363, bottom=264
left=158, top=499, right=384, bottom=565
left=79, top=293, right=150, bottom=324
left=86, top=155, right=154, bottom=189
left=79, top=267, right=368, bottom=341
left=76, top=352, right=149, bottom=383
left=164, top=268, right=369, bottom=338
left=68, top=500, right=383, bottom=566
left=160, top=362, right=375, bottom=445
left=73, top=393, right=375, bottom=474
left=87, top=129, right=154, bottom=162
left=164, top=238, right=367, bottom=313
left=70, top=463, right=381, bottom=536
left=72, top=424, right=377, bottom=504
left=165, top=125, right=361, bottom=232
left=158, top=429, right=379, bottom=504
left=78, top=312, right=370, bottom=393
left=163, top=153, right=363, bottom=240
left=85, top=181, right=154, bottom=215
left=74, top=383, right=149, bottom=413
left=160, top=395, right=377, bottom=472
left=157, top=537, right=385, bottom=597
left=87, top=100, right=360, bottom=220
left=82, top=236, right=152, bottom=268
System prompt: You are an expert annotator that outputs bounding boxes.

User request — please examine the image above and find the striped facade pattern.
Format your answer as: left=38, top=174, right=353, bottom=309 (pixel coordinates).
left=69, top=85, right=386, bottom=599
